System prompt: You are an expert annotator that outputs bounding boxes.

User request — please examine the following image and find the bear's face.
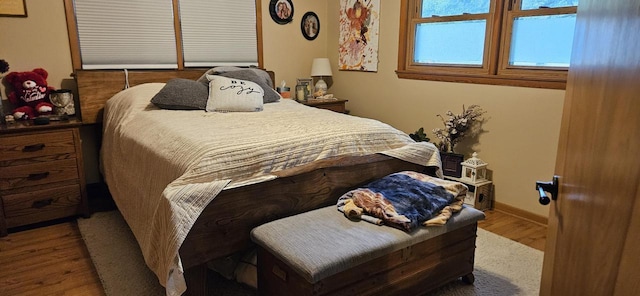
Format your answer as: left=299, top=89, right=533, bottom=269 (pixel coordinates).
left=6, top=68, right=49, bottom=92
left=22, top=79, right=40, bottom=90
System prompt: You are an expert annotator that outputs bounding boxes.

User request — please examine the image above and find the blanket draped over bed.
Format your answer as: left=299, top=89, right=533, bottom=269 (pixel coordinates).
left=100, top=83, right=441, bottom=296
left=337, top=171, right=466, bottom=231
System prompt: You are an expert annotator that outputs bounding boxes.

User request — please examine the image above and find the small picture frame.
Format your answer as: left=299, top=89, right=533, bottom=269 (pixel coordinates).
left=301, top=12, right=320, bottom=41
left=0, top=0, right=27, bottom=17
left=296, top=78, right=314, bottom=100
left=269, top=0, right=293, bottom=25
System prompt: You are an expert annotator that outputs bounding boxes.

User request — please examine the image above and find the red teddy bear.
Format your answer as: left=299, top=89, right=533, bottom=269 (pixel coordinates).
left=6, top=68, right=55, bottom=120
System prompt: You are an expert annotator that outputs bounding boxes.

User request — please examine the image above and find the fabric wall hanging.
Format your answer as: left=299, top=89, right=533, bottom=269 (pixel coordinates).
left=338, top=0, right=380, bottom=72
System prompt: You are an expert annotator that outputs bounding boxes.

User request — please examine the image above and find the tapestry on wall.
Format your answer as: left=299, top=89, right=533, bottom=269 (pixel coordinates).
left=338, top=0, right=380, bottom=72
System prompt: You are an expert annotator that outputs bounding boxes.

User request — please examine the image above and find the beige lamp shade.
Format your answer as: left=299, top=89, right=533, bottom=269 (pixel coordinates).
left=311, top=58, right=333, bottom=77
left=311, top=58, right=332, bottom=96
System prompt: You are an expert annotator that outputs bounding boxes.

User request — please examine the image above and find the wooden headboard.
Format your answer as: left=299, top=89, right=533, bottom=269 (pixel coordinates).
left=75, top=69, right=276, bottom=124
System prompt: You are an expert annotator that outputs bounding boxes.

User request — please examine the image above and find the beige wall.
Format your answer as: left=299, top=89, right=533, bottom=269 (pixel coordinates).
left=262, top=1, right=328, bottom=88
left=0, top=0, right=73, bottom=101
left=0, top=0, right=563, bottom=217
left=325, top=1, right=564, bottom=217
left=0, top=0, right=328, bottom=185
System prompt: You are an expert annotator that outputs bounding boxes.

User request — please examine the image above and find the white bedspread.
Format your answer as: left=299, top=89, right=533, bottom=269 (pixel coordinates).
left=100, top=83, right=441, bottom=296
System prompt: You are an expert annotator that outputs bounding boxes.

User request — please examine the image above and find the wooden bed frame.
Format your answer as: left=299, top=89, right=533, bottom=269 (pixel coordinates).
left=75, top=69, right=439, bottom=295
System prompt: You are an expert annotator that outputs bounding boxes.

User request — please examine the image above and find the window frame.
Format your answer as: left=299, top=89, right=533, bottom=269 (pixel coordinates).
left=403, top=1, right=500, bottom=76
left=63, top=0, right=264, bottom=71
left=397, top=0, right=577, bottom=89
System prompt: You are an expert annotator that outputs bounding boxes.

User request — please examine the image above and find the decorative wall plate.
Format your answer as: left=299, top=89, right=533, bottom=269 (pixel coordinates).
left=301, top=11, right=319, bottom=40
left=269, top=0, right=293, bottom=25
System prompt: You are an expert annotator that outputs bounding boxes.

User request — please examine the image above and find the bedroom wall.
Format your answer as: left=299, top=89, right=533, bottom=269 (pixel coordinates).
left=0, top=0, right=562, bottom=218
left=0, top=0, right=328, bottom=185
left=324, top=0, right=565, bottom=218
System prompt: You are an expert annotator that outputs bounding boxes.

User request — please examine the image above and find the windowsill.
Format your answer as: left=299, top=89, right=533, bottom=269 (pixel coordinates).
left=395, top=70, right=566, bottom=89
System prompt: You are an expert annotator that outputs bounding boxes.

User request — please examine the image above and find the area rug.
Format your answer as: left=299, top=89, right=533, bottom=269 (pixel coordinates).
left=78, top=211, right=543, bottom=296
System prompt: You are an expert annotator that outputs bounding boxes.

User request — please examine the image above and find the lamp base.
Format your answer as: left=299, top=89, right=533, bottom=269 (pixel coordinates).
left=314, top=78, right=327, bottom=97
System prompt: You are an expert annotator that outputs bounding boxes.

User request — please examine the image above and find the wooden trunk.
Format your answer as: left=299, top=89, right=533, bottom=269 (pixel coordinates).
left=256, top=223, right=477, bottom=296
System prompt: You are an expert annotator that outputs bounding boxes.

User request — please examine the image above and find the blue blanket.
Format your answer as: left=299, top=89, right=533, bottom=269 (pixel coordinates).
left=337, top=171, right=467, bottom=232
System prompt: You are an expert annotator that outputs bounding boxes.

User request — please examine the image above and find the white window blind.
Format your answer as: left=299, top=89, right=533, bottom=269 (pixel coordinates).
left=179, top=0, right=258, bottom=67
left=74, top=0, right=178, bottom=69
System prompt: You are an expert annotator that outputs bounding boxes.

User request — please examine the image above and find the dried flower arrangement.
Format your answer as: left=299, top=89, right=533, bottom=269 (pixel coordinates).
left=432, top=105, right=486, bottom=153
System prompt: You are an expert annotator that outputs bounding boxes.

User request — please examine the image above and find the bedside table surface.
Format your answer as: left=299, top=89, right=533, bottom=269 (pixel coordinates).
left=301, top=98, right=348, bottom=106
left=0, top=117, right=82, bottom=134
left=300, top=99, right=348, bottom=113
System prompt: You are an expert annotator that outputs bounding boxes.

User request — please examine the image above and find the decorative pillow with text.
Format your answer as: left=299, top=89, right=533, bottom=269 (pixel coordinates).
left=206, top=75, right=264, bottom=112
left=197, top=67, right=280, bottom=103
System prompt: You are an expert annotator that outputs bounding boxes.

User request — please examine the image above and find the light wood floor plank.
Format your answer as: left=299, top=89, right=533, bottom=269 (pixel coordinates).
left=0, top=209, right=546, bottom=295
left=0, top=222, right=103, bottom=296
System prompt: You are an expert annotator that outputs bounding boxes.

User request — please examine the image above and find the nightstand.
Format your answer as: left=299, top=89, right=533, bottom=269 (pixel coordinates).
left=301, top=99, right=348, bottom=113
left=444, top=176, right=493, bottom=211
left=0, top=118, right=88, bottom=236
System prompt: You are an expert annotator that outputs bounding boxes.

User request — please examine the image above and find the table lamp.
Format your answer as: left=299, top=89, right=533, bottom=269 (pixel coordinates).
left=311, top=58, right=333, bottom=96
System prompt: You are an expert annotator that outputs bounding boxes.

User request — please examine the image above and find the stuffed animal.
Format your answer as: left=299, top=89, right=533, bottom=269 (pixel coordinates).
left=5, top=68, right=55, bottom=120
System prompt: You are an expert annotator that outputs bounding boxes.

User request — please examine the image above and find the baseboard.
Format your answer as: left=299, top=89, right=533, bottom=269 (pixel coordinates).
left=493, top=201, right=548, bottom=226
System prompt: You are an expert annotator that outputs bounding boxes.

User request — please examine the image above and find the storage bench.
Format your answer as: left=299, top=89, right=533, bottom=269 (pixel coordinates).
left=250, top=205, right=485, bottom=296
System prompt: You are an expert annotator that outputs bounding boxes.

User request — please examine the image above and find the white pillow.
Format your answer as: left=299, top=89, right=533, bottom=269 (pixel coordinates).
left=206, top=75, right=264, bottom=112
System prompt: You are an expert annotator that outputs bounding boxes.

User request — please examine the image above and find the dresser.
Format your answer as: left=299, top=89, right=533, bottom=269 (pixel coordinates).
left=0, top=119, right=88, bottom=236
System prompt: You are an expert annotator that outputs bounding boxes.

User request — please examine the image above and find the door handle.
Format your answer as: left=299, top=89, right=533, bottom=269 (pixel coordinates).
left=536, top=176, right=559, bottom=205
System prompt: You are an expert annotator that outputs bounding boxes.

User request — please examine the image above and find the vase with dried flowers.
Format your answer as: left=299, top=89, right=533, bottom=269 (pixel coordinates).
left=432, top=104, right=486, bottom=153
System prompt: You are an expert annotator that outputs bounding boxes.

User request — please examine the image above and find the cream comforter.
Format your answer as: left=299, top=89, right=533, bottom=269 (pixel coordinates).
left=100, top=83, right=441, bottom=296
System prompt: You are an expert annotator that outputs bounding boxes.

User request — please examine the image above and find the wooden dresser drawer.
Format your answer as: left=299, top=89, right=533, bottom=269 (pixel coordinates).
left=0, top=158, right=79, bottom=191
left=0, top=120, right=87, bottom=236
left=0, top=130, right=76, bottom=163
left=2, top=184, right=82, bottom=228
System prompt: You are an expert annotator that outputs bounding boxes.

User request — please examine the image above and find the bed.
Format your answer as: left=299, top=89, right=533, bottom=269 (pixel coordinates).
left=75, top=69, right=441, bottom=296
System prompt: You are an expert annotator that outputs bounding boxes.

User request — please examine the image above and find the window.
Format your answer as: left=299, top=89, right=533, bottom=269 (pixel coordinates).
left=72, top=0, right=178, bottom=69
left=65, top=0, right=261, bottom=70
left=397, top=0, right=578, bottom=89
left=179, top=0, right=258, bottom=67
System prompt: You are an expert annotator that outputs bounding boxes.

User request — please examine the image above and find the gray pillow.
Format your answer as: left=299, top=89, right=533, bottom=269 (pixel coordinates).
left=197, top=68, right=280, bottom=103
left=150, top=78, right=208, bottom=110
left=197, top=67, right=273, bottom=87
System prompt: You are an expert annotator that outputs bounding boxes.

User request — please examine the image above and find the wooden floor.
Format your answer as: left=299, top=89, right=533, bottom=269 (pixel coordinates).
left=0, top=209, right=546, bottom=296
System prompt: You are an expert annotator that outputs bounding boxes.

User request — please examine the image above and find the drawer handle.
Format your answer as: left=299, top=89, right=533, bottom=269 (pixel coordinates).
left=272, top=264, right=288, bottom=282
left=32, top=198, right=54, bottom=209
left=22, top=143, right=46, bottom=152
left=27, top=172, right=50, bottom=181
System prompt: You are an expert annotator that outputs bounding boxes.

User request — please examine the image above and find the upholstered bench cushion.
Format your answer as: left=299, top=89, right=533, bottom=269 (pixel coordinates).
left=250, top=205, right=485, bottom=284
